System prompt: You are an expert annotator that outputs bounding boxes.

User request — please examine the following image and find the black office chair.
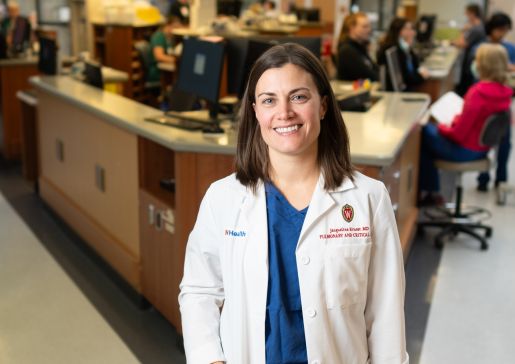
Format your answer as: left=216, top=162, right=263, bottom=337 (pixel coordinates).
left=133, top=40, right=162, bottom=105
left=418, top=110, right=511, bottom=250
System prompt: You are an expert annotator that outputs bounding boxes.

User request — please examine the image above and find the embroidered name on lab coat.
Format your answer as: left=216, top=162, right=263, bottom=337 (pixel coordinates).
left=320, top=226, right=370, bottom=239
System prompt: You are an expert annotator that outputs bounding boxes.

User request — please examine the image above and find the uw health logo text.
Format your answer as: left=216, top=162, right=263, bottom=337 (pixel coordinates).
left=225, top=229, right=247, bottom=237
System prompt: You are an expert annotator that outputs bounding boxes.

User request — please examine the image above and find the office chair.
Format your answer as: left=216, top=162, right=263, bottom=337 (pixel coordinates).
left=418, top=110, right=511, bottom=250
left=133, top=40, right=162, bottom=105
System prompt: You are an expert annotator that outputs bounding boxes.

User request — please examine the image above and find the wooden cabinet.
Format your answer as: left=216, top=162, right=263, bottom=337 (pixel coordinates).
left=37, top=92, right=141, bottom=290
left=356, top=125, right=421, bottom=259
left=138, top=137, right=234, bottom=332
left=0, top=61, right=39, bottom=159
left=92, top=23, right=159, bottom=101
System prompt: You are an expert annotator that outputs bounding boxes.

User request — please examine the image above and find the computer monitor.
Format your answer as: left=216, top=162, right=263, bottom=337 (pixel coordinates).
left=175, top=37, right=226, bottom=119
left=295, top=7, right=320, bottom=22
left=84, top=61, right=104, bottom=89
left=416, top=15, right=437, bottom=44
left=38, top=37, right=57, bottom=75
left=268, top=36, right=321, bottom=58
left=385, top=47, right=406, bottom=92
left=217, top=0, right=243, bottom=17
left=226, top=36, right=321, bottom=99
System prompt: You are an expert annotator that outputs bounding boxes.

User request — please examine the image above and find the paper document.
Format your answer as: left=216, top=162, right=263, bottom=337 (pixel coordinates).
left=430, top=91, right=463, bottom=126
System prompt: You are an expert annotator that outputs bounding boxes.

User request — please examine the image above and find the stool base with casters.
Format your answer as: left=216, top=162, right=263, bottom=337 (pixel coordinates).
left=418, top=159, right=492, bottom=251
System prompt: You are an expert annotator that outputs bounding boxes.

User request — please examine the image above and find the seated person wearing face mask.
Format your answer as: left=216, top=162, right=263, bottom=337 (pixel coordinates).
left=337, top=12, right=378, bottom=81
left=418, top=43, right=512, bottom=205
left=376, top=17, right=429, bottom=91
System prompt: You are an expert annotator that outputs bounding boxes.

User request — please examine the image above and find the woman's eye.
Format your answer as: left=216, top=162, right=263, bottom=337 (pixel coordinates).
left=262, top=98, right=274, bottom=105
left=291, top=94, right=307, bottom=102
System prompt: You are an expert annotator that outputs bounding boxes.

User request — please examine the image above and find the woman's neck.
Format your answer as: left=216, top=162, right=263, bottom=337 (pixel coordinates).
left=268, top=151, right=320, bottom=210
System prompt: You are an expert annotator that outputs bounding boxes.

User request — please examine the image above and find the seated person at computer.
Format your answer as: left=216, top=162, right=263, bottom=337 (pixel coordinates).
left=147, top=15, right=183, bottom=84
left=0, top=1, right=31, bottom=54
left=376, top=17, right=429, bottom=91
left=469, top=12, right=515, bottom=191
left=169, top=0, right=190, bottom=25
left=418, top=44, right=512, bottom=205
left=336, top=12, right=378, bottom=81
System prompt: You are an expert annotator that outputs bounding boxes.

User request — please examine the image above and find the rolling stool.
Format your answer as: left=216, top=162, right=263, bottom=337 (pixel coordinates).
left=418, top=110, right=511, bottom=250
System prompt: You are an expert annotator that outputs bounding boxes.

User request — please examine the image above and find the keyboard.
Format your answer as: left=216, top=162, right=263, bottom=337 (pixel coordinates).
left=144, top=115, right=210, bottom=131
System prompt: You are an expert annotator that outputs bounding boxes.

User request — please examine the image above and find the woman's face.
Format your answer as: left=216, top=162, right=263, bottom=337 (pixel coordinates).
left=253, top=63, right=327, bottom=161
left=400, top=22, right=415, bottom=45
left=350, top=16, right=372, bottom=43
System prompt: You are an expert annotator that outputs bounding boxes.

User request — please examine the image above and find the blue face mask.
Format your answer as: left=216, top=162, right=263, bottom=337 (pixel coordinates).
left=470, top=61, right=480, bottom=79
left=399, top=38, right=410, bottom=52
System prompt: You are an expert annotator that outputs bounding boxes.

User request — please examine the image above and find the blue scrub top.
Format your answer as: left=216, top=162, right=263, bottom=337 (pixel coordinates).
left=265, top=182, right=308, bottom=364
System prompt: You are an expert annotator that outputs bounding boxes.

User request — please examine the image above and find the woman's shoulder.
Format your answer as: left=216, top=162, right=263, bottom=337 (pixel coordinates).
left=346, top=171, right=387, bottom=197
left=205, top=173, right=249, bottom=202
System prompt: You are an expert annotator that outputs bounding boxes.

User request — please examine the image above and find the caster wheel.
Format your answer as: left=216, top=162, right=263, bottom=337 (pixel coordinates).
left=417, top=227, right=425, bottom=237
left=485, top=228, right=492, bottom=238
left=435, top=239, right=444, bottom=250
left=480, top=242, right=489, bottom=251
left=497, top=190, right=507, bottom=206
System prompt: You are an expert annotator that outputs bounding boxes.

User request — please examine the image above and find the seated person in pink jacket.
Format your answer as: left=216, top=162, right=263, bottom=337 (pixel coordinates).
left=419, top=43, right=512, bottom=205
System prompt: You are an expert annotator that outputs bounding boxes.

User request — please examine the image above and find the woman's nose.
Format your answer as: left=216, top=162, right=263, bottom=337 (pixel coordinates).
left=277, top=100, right=293, bottom=120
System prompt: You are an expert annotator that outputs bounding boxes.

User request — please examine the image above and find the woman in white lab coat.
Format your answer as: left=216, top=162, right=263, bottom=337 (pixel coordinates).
left=179, top=43, right=408, bottom=364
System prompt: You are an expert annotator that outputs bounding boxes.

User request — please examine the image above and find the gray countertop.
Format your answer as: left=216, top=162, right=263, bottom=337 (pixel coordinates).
left=422, top=46, right=460, bottom=80
left=0, top=56, right=38, bottom=67
left=30, top=75, right=430, bottom=166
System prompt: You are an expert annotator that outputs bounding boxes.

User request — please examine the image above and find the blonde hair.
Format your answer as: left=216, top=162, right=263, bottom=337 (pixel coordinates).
left=476, top=43, right=509, bottom=83
left=338, top=12, right=368, bottom=43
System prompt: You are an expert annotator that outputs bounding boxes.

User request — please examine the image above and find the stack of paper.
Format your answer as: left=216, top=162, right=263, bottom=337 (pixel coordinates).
left=429, top=91, right=463, bottom=126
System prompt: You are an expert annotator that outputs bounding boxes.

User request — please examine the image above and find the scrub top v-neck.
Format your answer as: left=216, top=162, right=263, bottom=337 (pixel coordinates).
left=264, top=182, right=309, bottom=364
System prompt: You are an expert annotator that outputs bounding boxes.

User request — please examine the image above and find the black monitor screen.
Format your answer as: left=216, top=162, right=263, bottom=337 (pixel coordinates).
left=416, top=15, right=437, bottom=43
left=84, top=61, right=104, bottom=89
left=11, top=17, right=31, bottom=54
left=217, top=0, right=242, bottom=17
left=38, top=37, right=57, bottom=75
left=296, top=8, right=320, bottom=22
left=176, top=37, right=225, bottom=106
left=226, top=36, right=320, bottom=99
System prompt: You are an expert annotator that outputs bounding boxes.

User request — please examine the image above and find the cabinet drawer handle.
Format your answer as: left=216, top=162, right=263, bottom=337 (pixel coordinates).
left=95, top=164, right=106, bottom=192
left=155, top=211, right=163, bottom=231
left=393, top=171, right=401, bottom=179
left=56, top=139, right=64, bottom=162
left=148, top=204, right=155, bottom=225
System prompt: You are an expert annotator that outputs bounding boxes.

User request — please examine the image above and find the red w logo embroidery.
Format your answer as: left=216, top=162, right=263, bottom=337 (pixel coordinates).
left=342, top=204, right=354, bottom=222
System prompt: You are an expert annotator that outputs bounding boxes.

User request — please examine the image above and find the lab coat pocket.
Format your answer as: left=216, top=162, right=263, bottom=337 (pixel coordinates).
left=324, top=242, right=371, bottom=309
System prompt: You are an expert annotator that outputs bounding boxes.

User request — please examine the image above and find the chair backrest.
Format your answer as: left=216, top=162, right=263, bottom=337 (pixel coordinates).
left=479, top=110, right=511, bottom=147
left=133, top=40, right=153, bottom=82
left=385, top=46, right=406, bottom=92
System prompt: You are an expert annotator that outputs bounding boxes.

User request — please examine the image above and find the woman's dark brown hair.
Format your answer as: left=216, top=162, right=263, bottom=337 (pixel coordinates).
left=379, top=17, right=409, bottom=51
left=235, top=43, right=354, bottom=192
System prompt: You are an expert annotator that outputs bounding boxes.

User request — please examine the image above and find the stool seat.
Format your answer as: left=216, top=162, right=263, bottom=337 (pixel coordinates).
left=435, top=158, right=490, bottom=172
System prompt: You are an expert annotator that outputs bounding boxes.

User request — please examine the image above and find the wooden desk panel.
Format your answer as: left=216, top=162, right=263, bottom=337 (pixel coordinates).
left=0, top=63, right=38, bottom=159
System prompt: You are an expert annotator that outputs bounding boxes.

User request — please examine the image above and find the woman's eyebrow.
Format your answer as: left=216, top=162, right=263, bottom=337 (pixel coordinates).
left=256, top=87, right=311, bottom=98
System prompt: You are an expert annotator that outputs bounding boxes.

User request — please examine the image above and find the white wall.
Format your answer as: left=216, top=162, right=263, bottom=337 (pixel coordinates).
left=417, top=0, right=467, bottom=26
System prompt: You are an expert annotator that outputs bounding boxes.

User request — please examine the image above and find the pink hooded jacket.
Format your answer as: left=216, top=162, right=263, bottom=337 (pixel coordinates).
left=438, top=81, right=513, bottom=152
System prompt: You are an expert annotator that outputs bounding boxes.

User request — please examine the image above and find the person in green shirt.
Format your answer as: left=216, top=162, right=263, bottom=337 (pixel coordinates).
left=147, top=15, right=183, bottom=83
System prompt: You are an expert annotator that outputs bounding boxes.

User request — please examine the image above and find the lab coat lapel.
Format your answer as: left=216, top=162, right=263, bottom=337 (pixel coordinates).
left=298, top=175, right=355, bottom=247
left=241, top=183, right=269, bottom=310
left=298, top=175, right=335, bottom=247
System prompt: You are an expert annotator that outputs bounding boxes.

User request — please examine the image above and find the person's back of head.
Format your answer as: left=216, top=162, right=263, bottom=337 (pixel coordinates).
left=485, top=12, right=512, bottom=40
left=475, top=43, right=509, bottom=83
left=466, top=4, right=483, bottom=21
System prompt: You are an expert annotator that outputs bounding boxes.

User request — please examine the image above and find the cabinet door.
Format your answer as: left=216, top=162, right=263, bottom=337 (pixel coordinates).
left=139, top=189, right=180, bottom=329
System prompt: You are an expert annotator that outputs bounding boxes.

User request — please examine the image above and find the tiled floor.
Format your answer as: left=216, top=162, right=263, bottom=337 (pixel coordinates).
left=418, top=134, right=515, bottom=364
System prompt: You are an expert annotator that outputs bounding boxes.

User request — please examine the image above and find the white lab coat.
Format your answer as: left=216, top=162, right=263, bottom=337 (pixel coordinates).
left=179, top=172, right=409, bottom=364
